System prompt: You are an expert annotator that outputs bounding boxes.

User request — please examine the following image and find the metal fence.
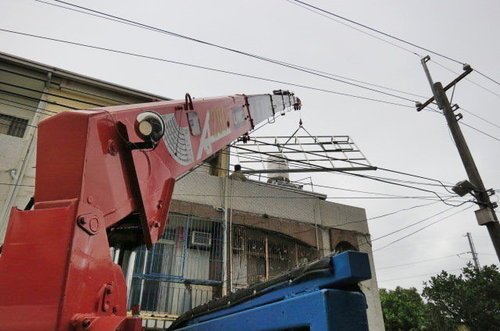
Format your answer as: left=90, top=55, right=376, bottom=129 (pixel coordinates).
left=129, top=212, right=320, bottom=317
left=231, top=225, right=319, bottom=289
left=129, top=213, right=223, bottom=315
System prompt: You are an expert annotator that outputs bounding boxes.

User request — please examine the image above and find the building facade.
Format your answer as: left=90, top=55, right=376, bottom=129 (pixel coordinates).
left=0, top=53, right=384, bottom=330
left=0, top=52, right=166, bottom=240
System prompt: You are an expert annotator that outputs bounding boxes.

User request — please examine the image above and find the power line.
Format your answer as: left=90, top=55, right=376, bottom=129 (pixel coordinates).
left=0, top=102, right=44, bottom=121
left=0, top=28, right=416, bottom=109
left=7, top=5, right=499, bottom=148
left=476, top=69, right=500, bottom=86
left=286, top=0, right=422, bottom=58
left=291, top=0, right=500, bottom=93
left=377, top=253, right=467, bottom=271
left=334, top=201, right=442, bottom=228
left=335, top=170, right=454, bottom=189
left=0, top=72, right=484, bottom=210
left=460, top=106, right=500, bottom=130
left=196, top=159, right=469, bottom=205
left=299, top=182, right=446, bottom=199
left=0, top=79, right=106, bottom=107
left=235, top=138, right=457, bottom=189
left=378, top=268, right=462, bottom=283
left=0, top=102, right=471, bottom=206
left=46, top=1, right=500, bottom=99
left=240, top=137, right=458, bottom=191
left=0, top=180, right=463, bottom=202
left=373, top=205, right=473, bottom=252
left=35, top=0, right=422, bottom=103
left=461, top=122, right=500, bottom=142
left=340, top=172, right=463, bottom=207
left=376, top=166, right=455, bottom=194
left=0, top=93, right=60, bottom=112
left=0, top=88, right=77, bottom=111
left=227, top=150, right=470, bottom=207
left=289, top=0, right=464, bottom=65
left=426, top=106, right=500, bottom=142
left=290, top=0, right=498, bottom=101
left=172, top=192, right=459, bottom=201
left=0, top=182, right=35, bottom=188
left=229, top=153, right=455, bottom=199
left=3, top=32, right=496, bottom=145
left=0, top=67, right=141, bottom=105
left=0, top=93, right=478, bottom=207
left=0, top=92, right=467, bottom=206
left=430, top=59, right=500, bottom=99
left=230, top=144, right=464, bottom=207
left=187, top=159, right=470, bottom=207
left=372, top=205, right=465, bottom=242
left=0, top=121, right=37, bottom=130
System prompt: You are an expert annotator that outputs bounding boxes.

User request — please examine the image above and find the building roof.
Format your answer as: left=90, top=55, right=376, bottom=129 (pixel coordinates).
left=0, top=51, right=170, bottom=101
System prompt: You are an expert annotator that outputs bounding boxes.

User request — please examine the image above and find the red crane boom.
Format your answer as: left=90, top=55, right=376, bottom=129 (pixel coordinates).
left=0, top=91, right=301, bottom=331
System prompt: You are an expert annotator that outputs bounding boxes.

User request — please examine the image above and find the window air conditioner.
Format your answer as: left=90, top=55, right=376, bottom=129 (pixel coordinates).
left=190, top=231, right=212, bottom=248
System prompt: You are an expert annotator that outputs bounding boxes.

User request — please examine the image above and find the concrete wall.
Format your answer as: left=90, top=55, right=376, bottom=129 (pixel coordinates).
left=174, top=170, right=369, bottom=233
left=0, top=62, right=47, bottom=239
left=173, top=170, right=385, bottom=330
left=359, top=236, right=385, bottom=331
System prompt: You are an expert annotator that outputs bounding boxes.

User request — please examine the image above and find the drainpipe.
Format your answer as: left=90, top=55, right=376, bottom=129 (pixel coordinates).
left=221, top=176, right=229, bottom=296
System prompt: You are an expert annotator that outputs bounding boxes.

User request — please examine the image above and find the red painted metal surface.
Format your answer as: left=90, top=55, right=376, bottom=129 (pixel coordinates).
left=0, top=92, right=300, bottom=330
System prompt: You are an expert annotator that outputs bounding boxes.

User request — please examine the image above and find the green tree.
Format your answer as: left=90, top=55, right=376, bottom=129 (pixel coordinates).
left=379, top=286, right=427, bottom=331
left=422, top=264, right=500, bottom=331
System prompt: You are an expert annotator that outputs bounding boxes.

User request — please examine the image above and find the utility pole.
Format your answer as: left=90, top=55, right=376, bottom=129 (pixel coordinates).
left=418, top=56, right=500, bottom=263
left=465, top=232, right=480, bottom=269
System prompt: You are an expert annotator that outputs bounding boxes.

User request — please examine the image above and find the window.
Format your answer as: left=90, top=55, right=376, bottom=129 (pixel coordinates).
left=0, top=114, right=29, bottom=138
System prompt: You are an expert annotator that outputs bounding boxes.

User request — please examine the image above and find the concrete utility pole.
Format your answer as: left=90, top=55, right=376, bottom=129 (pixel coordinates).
left=418, top=56, right=500, bottom=263
left=465, top=232, right=480, bottom=269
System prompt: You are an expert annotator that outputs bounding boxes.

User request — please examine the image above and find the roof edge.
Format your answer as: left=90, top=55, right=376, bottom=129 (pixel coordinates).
left=0, top=51, right=171, bottom=101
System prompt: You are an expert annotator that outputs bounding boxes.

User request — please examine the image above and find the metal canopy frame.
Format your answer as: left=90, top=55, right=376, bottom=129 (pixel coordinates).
left=231, top=134, right=376, bottom=176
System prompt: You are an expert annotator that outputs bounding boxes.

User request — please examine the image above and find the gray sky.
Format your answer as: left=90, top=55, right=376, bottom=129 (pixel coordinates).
left=1, top=0, right=499, bottom=291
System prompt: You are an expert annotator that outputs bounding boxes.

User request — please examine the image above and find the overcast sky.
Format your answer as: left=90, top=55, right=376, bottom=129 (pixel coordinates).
left=1, top=0, right=499, bottom=291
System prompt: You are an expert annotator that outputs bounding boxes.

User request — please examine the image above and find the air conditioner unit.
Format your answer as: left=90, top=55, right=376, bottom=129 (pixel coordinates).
left=190, top=231, right=212, bottom=248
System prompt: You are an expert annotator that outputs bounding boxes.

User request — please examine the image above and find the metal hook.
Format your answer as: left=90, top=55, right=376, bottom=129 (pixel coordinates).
left=184, top=93, right=194, bottom=110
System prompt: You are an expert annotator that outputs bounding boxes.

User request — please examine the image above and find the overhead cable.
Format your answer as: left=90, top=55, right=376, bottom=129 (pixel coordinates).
left=378, top=268, right=462, bottom=283
left=230, top=144, right=463, bottom=206
left=373, top=205, right=473, bottom=252
left=460, top=106, right=500, bottom=130
left=0, top=28, right=415, bottom=109
left=377, top=253, right=467, bottom=271
left=372, top=205, right=460, bottom=242
left=3, top=29, right=498, bottom=143
left=427, top=106, right=500, bottom=142
left=290, top=0, right=463, bottom=64
left=290, top=0, right=500, bottom=92
left=430, top=59, right=500, bottom=99
left=35, top=0, right=421, bottom=103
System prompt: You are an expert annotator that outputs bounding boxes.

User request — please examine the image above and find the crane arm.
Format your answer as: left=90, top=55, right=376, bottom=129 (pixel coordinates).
left=0, top=91, right=300, bottom=331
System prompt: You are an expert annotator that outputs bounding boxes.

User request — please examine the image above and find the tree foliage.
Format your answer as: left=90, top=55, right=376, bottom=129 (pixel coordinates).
left=379, top=286, right=427, bottom=331
left=379, top=264, right=500, bottom=331
left=422, top=264, right=500, bottom=331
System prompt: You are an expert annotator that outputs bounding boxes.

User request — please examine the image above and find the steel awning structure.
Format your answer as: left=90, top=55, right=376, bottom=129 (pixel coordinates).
left=231, top=134, right=376, bottom=176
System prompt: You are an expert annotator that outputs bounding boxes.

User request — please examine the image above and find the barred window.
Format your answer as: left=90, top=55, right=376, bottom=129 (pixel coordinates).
left=0, top=113, right=29, bottom=138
